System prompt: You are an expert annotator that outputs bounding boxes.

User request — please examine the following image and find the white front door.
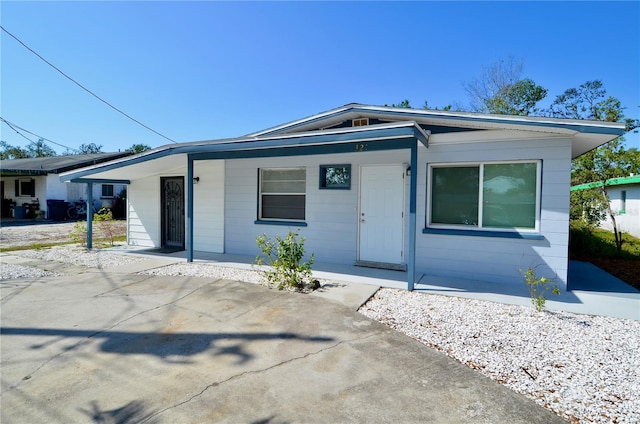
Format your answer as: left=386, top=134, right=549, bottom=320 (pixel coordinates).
left=359, top=165, right=404, bottom=264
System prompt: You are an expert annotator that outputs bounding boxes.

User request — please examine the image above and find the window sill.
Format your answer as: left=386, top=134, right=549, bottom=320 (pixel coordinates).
left=254, top=220, right=308, bottom=227
left=422, top=227, right=545, bottom=240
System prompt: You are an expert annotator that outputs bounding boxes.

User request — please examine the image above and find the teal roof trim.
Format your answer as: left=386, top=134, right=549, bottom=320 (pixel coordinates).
left=571, top=175, right=640, bottom=191
left=60, top=123, right=426, bottom=181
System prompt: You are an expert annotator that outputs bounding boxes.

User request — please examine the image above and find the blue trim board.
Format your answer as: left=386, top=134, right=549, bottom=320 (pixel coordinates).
left=86, top=182, right=94, bottom=250
left=422, top=227, right=545, bottom=240
left=187, top=157, right=194, bottom=262
left=407, top=144, right=418, bottom=291
left=254, top=220, right=308, bottom=227
left=191, top=138, right=415, bottom=161
left=69, top=178, right=131, bottom=184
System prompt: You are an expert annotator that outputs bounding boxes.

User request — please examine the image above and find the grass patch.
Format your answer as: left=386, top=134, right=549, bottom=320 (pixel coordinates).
left=569, top=222, right=640, bottom=260
left=0, top=235, right=127, bottom=253
left=569, top=222, right=640, bottom=290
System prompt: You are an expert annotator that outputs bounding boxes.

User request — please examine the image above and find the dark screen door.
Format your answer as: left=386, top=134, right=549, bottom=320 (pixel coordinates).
left=161, top=177, right=185, bottom=248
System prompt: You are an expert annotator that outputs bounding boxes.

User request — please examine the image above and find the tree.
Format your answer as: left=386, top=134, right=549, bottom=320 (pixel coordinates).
left=26, top=139, right=57, bottom=157
left=0, top=141, right=30, bottom=159
left=78, top=143, right=103, bottom=154
left=463, top=57, right=547, bottom=115
left=551, top=80, right=640, bottom=250
left=384, top=99, right=412, bottom=108
left=484, top=78, right=547, bottom=116
left=125, top=143, right=152, bottom=154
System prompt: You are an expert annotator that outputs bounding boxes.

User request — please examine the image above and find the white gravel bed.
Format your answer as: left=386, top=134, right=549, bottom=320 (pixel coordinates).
left=358, top=288, right=640, bottom=424
left=0, top=263, right=62, bottom=280
left=15, top=246, right=146, bottom=269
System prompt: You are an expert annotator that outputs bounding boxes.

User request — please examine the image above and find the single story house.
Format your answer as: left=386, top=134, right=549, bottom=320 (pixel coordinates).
left=572, top=175, right=640, bottom=238
left=59, top=104, right=625, bottom=290
left=1, top=153, right=130, bottom=218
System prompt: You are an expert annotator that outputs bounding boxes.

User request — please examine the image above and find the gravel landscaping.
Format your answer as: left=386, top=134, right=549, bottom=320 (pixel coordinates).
left=1, top=245, right=638, bottom=423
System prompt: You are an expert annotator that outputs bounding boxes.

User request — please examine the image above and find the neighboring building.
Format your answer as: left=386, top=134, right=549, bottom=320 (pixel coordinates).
left=1, top=153, right=131, bottom=219
left=571, top=175, right=640, bottom=238
left=59, top=104, right=625, bottom=290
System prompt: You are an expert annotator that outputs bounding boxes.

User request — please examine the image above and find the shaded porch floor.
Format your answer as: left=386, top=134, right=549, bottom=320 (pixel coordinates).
left=110, top=246, right=639, bottom=321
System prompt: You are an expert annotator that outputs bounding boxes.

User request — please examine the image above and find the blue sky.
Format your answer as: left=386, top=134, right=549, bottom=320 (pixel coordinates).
left=1, top=1, right=639, bottom=154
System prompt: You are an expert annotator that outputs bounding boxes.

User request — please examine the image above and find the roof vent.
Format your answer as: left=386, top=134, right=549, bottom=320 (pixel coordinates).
left=352, top=118, right=369, bottom=127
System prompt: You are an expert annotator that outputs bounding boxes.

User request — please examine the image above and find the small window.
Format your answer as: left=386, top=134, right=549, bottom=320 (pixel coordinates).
left=320, top=165, right=351, bottom=189
left=259, top=168, right=306, bottom=221
left=428, top=161, right=541, bottom=232
left=620, top=190, right=626, bottom=214
left=352, top=118, right=369, bottom=127
left=101, top=184, right=114, bottom=197
left=16, top=179, right=35, bottom=197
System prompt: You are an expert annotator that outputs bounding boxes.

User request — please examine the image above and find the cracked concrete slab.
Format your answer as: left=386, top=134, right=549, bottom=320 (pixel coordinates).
left=1, top=271, right=564, bottom=423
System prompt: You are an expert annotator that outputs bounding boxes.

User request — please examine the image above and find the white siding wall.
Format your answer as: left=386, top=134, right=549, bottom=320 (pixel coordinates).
left=45, top=174, right=67, bottom=200
left=224, top=150, right=411, bottom=264
left=415, top=136, right=572, bottom=288
left=600, top=185, right=640, bottom=238
left=128, top=175, right=161, bottom=247
left=194, top=160, right=225, bottom=252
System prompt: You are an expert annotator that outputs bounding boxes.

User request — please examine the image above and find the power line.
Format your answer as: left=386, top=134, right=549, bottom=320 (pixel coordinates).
left=1, top=25, right=178, bottom=144
left=0, top=117, right=79, bottom=152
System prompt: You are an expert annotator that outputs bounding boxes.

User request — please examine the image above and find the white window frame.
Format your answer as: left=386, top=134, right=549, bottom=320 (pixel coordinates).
left=258, top=167, right=306, bottom=222
left=427, top=160, right=542, bottom=233
left=18, top=178, right=36, bottom=197
left=101, top=184, right=115, bottom=198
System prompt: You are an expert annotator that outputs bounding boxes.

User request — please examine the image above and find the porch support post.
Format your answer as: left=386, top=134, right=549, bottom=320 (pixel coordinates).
left=186, top=156, right=194, bottom=262
left=407, top=143, right=418, bottom=290
left=86, top=182, right=94, bottom=250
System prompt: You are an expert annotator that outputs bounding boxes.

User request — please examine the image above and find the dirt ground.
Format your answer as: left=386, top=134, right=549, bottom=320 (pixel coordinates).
left=0, top=220, right=126, bottom=249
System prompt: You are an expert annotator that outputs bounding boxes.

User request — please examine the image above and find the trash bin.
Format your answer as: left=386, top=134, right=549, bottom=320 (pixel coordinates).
left=47, top=199, right=68, bottom=221
left=13, top=205, right=26, bottom=219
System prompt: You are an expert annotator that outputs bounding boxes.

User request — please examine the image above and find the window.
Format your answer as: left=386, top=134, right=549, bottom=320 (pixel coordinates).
left=320, top=165, right=351, bottom=189
left=352, top=118, right=369, bottom=127
left=621, top=190, right=627, bottom=214
left=101, top=184, right=114, bottom=197
left=259, top=168, right=306, bottom=221
left=428, top=161, right=540, bottom=231
left=16, top=179, right=35, bottom=197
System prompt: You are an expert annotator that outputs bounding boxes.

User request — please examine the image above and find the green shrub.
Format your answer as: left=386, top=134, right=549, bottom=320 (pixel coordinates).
left=255, top=231, right=316, bottom=290
left=69, top=220, right=88, bottom=246
left=521, top=267, right=560, bottom=312
left=94, top=208, right=117, bottom=246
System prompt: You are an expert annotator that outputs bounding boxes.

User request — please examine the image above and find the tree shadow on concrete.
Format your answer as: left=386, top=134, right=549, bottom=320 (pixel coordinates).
left=79, top=400, right=157, bottom=424
left=0, top=327, right=334, bottom=365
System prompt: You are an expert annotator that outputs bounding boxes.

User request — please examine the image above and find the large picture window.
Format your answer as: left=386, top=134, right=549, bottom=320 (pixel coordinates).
left=259, top=168, right=306, bottom=221
left=428, top=161, right=540, bottom=231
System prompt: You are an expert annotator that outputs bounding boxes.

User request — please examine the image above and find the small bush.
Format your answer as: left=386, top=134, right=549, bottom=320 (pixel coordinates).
left=255, top=231, right=316, bottom=291
left=69, top=220, right=88, bottom=246
left=521, top=267, right=560, bottom=312
left=94, top=208, right=117, bottom=246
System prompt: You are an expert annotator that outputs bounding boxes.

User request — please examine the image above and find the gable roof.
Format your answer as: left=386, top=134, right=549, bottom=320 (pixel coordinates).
left=1, top=152, right=132, bottom=176
left=248, top=103, right=626, bottom=157
left=58, top=104, right=627, bottom=183
left=571, top=175, right=640, bottom=191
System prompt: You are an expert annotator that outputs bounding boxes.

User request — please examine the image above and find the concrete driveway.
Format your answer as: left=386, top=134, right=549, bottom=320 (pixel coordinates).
left=1, top=268, right=563, bottom=423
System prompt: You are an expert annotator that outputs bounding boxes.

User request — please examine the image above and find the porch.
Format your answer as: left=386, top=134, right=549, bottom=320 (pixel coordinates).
left=108, top=246, right=639, bottom=320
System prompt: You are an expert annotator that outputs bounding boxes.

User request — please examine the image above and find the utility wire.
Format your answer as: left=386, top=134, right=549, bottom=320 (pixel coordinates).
left=0, top=117, right=79, bottom=152
left=1, top=25, right=178, bottom=144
